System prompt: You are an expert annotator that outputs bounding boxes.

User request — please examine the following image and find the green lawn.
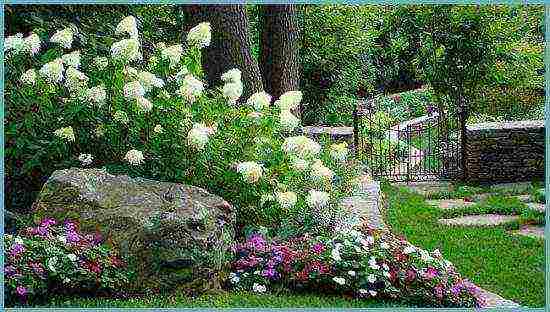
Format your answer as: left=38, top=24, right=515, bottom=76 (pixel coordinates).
left=383, top=183, right=545, bottom=307
left=41, top=291, right=412, bottom=308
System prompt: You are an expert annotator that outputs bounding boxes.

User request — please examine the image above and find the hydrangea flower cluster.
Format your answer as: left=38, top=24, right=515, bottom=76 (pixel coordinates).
left=187, top=22, right=211, bottom=48
left=221, top=68, right=243, bottom=106
left=50, top=27, right=75, bottom=49
left=4, top=217, right=128, bottom=305
left=230, top=230, right=481, bottom=308
left=5, top=32, right=42, bottom=57
left=187, top=122, right=217, bottom=150
left=236, top=161, right=263, bottom=184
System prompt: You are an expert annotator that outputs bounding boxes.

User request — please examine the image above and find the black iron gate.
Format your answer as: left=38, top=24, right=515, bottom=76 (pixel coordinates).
left=353, top=95, right=467, bottom=182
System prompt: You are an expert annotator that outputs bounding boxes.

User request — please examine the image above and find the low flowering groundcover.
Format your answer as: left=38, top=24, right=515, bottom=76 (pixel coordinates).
left=5, top=217, right=130, bottom=306
left=229, top=228, right=482, bottom=308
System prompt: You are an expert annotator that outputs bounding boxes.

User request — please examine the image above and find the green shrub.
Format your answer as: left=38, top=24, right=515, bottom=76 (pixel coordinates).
left=5, top=15, right=361, bottom=238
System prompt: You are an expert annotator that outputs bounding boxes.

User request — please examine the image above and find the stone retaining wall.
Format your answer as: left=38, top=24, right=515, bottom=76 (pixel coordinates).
left=465, top=120, right=545, bottom=183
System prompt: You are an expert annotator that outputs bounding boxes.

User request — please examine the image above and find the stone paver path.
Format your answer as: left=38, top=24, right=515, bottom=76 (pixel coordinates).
left=514, top=194, right=532, bottom=203
left=340, top=176, right=386, bottom=231
left=426, top=199, right=476, bottom=210
left=474, top=286, right=521, bottom=308
left=526, top=202, right=545, bottom=213
left=438, top=214, right=519, bottom=226
left=512, top=225, right=545, bottom=239
left=397, top=181, right=453, bottom=197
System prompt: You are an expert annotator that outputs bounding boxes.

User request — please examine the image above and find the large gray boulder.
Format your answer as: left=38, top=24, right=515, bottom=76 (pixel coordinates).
left=32, top=168, right=236, bottom=292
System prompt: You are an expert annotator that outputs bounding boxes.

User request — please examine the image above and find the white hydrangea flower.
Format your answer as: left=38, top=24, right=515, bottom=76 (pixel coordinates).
left=67, top=253, right=78, bottom=261
left=64, top=67, right=89, bottom=92
left=367, top=274, right=376, bottom=283
left=275, top=90, right=302, bottom=111
left=160, top=44, right=183, bottom=68
left=153, top=124, right=164, bottom=134
left=86, top=85, right=107, bottom=105
left=124, top=66, right=139, bottom=79
left=236, top=161, right=263, bottom=183
left=290, top=157, right=309, bottom=171
left=330, top=142, right=349, bottom=162
left=223, top=81, right=243, bottom=105
left=5, top=33, right=25, bottom=55
left=54, top=126, right=75, bottom=142
left=50, top=28, right=74, bottom=49
left=187, top=22, right=211, bottom=48
left=113, top=110, right=129, bottom=125
left=252, top=283, right=266, bottom=293
left=348, top=270, right=356, bottom=277
left=39, top=58, right=64, bottom=83
left=23, top=33, right=41, bottom=55
left=247, top=91, right=272, bottom=111
left=91, top=56, right=109, bottom=70
left=123, top=81, right=145, bottom=99
left=110, top=38, right=142, bottom=62
left=279, top=110, right=300, bottom=132
left=221, top=68, right=241, bottom=83
left=20, top=68, right=37, bottom=85
left=174, top=67, right=190, bottom=84
left=332, top=277, right=346, bottom=285
left=138, top=71, right=164, bottom=92
left=247, top=111, right=263, bottom=120
left=177, top=75, right=204, bottom=103
left=116, top=16, right=139, bottom=39
left=61, top=50, right=80, bottom=68
left=136, top=97, right=153, bottom=112
left=78, top=154, right=93, bottom=166
left=187, top=123, right=214, bottom=150
left=276, top=191, right=297, bottom=209
left=311, top=159, right=333, bottom=183
left=282, top=136, right=321, bottom=159
left=124, top=149, right=144, bottom=165
left=307, top=190, right=329, bottom=209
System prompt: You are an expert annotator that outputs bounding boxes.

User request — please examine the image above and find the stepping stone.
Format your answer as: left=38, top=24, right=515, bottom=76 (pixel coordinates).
left=514, top=194, right=532, bottom=203
left=426, top=199, right=475, bottom=210
left=397, top=181, right=452, bottom=197
left=512, top=225, right=544, bottom=239
left=438, top=214, right=519, bottom=227
left=526, top=202, right=545, bottom=213
left=471, top=193, right=496, bottom=202
left=489, top=182, right=533, bottom=194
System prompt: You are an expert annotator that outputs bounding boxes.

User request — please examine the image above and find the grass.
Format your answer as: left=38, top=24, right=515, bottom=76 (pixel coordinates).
left=40, top=291, right=412, bottom=308
left=383, top=182, right=545, bottom=307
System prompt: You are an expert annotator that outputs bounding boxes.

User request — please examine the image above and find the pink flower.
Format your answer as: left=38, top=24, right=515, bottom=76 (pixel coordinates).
left=40, top=217, right=57, bottom=227
left=311, top=242, right=325, bottom=254
left=405, top=269, right=416, bottom=283
left=16, top=285, right=27, bottom=296
left=423, top=267, right=439, bottom=280
left=10, top=243, right=25, bottom=258
left=434, top=283, right=445, bottom=299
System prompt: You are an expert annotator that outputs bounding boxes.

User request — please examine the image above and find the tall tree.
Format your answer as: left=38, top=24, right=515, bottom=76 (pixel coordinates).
left=181, top=5, right=263, bottom=100
left=259, top=5, right=300, bottom=102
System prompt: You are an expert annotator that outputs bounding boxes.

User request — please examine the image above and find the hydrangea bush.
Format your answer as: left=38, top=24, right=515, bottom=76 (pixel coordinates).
left=230, top=229, right=481, bottom=307
left=5, top=16, right=361, bottom=236
left=5, top=217, right=129, bottom=306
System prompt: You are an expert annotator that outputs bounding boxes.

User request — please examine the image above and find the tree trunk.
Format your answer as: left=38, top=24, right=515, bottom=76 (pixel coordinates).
left=181, top=5, right=263, bottom=100
left=259, top=5, right=300, bottom=103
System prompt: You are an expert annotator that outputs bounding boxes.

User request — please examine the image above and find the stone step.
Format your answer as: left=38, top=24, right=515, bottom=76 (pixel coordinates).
left=426, top=199, right=476, bottom=210
left=525, top=202, right=545, bottom=213
left=438, top=214, right=520, bottom=227
left=511, top=225, right=544, bottom=240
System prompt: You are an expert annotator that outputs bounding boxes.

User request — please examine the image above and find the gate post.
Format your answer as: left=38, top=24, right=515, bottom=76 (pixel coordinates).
left=458, top=94, right=469, bottom=182
left=353, top=103, right=360, bottom=158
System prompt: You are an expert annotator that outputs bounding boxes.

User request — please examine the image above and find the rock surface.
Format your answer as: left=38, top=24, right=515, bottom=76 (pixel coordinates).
left=33, top=168, right=236, bottom=292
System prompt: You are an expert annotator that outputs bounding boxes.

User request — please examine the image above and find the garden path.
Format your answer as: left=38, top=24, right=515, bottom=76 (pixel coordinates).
left=385, top=114, right=438, bottom=176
